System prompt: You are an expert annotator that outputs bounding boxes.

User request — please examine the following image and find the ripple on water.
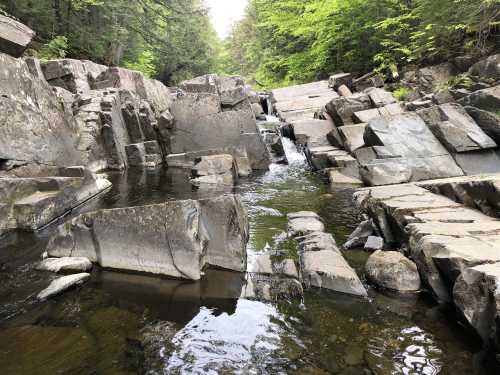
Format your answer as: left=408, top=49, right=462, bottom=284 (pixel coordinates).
left=165, top=299, right=287, bottom=374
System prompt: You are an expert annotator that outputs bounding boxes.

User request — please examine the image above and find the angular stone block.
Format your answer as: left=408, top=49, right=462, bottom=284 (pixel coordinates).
left=47, top=195, right=249, bottom=280
left=0, top=15, right=34, bottom=57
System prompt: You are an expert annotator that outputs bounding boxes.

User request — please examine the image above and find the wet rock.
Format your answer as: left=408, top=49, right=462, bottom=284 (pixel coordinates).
left=468, top=54, right=500, bottom=80
left=453, top=262, right=500, bottom=343
left=344, top=220, right=374, bottom=249
left=298, top=231, right=339, bottom=252
left=0, top=171, right=111, bottom=233
left=249, top=254, right=299, bottom=279
left=364, top=236, right=384, bottom=251
left=287, top=212, right=325, bottom=237
left=191, top=154, right=237, bottom=186
left=37, top=273, right=91, bottom=300
left=325, top=94, right=372, bottom=126
left=47, top=194, right=248, bottom=280
left=365, top=251, right=421, bottom=292
left=0, top=15, right=35, bottom=57
left=36, top=257, right=92, bottom=273
left=300, top=249, right=367, bottom=296
left=252, top=102, right=266, bottom=120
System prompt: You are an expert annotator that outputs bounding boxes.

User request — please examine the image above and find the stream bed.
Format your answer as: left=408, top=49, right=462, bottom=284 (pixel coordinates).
left=0, top=148, right=497, bottom=374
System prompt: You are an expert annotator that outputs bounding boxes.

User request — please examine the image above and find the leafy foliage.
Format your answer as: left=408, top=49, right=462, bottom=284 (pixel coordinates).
left=221, top=0, right=499, bottom=88
left=0, top=0, right=219, bottom=85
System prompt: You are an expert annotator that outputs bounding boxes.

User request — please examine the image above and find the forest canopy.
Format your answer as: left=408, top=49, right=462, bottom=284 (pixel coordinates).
left=0, top=0, right=220, bottom=85
left=1, top=0, right=498, bottom=88
left=220, top=0, right=500, bottom=88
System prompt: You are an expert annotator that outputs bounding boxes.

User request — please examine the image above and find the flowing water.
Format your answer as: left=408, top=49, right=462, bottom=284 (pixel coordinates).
left=0, top=140, right=497, bottom=374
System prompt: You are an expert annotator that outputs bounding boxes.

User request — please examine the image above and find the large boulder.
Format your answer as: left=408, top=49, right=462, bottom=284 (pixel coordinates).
left=0, top=15, right=35, bottom=57
left=325, top=94, right=372, bottom=126
left=42, top=59, right=107, bottom=94
left=191, top=154, right=238, bottom=186
left=287, top=212, right=325, bottom=237
left=0, top=53, right=82, bottom=167
left=361, top=113, right=464, bottom=185
left=465, top=106, right=500, bottom=143
left=0, top=169, right=111, bottom=234
left=418, top=103, right=497, bottom=153
left=92, top=67, right=172, bottom=113
left=169, top=93, right=270, bottom=170
left=298, top=231, right=367, bottom=296
left=468, top=54, right=500, bottom=80
left=270, top=80, right=338, bottom=122
left=460, top=85, right=500, bottom=113
left=47, top=194, right=249, bottom=280
left=291, top=118, right=335, bottom=147
left=365, top=251, right=421, bottom=292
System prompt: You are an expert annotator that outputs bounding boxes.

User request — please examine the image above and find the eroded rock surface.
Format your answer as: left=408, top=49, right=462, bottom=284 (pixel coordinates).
left=47, top=194, right=249, bottom=280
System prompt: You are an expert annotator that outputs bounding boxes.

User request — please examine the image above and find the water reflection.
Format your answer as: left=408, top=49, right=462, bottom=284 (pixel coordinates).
left=166, top=299, right=283, bottom=374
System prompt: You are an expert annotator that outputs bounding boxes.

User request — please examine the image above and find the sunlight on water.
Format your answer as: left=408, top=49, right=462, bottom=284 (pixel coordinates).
left=165, top=299, right=284, bottom=374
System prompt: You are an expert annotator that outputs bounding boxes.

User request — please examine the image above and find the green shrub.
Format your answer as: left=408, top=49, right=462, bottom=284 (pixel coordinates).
left=393, top=86, right=411, bottom=101
left=37, top=36, right=68, bottom=61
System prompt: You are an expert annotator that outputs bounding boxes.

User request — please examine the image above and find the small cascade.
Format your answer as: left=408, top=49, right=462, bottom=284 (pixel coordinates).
left=281, top=136, right=307, bottom=167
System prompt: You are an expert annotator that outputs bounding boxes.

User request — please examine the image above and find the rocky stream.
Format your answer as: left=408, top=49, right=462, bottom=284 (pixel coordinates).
left=1, top=14, right=500, bottom=375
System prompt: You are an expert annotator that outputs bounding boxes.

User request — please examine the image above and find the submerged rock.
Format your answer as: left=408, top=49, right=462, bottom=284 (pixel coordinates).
left=365, top=251, right=421, bottom=292
left=37, top=273, right=91, bottom=300
left=287, top=212, right=325, bottom=237
left=36, top=257, right=92, bottom=273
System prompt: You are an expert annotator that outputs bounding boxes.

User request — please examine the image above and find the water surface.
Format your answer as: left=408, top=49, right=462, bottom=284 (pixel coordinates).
left=0, top=148, right=496, bottom=374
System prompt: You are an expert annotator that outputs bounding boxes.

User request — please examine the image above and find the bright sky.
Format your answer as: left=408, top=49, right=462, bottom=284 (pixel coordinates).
left=206, top=0, right=248, bottom=38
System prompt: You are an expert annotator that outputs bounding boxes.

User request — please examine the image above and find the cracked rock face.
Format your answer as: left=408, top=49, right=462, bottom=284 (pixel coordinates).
left=46, top=194, right=249, bottom=280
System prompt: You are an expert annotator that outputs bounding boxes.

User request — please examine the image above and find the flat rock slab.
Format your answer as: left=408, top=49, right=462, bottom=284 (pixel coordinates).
left=36, top=257, right=92, bottom=273
left=292, top=118, right=335, bottom=147
left=37, top=273, right=90, bottom=301
left=361, top=113, right=464, bottom=185
left=287, top=212, right=325, bottom=236
left=47, top=194, right=249, bottom=280
left=418, top=104, right=496, bottom=153
left=300, top=250, right=367, bottom=296
left=271, top=81, right=338, bottom=122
